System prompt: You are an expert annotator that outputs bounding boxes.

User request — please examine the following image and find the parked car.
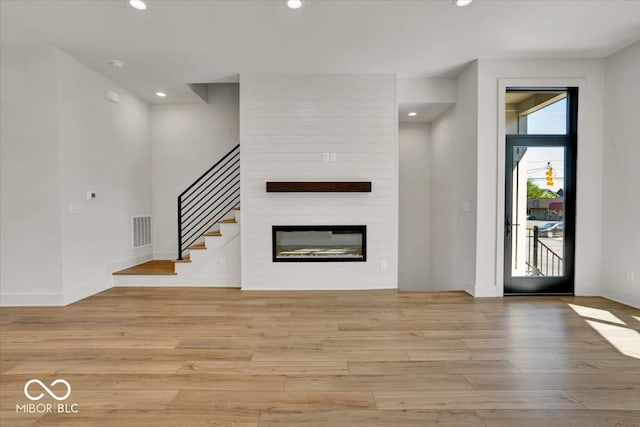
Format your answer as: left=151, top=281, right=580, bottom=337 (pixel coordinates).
left=538, top=222, right=563, bottom=238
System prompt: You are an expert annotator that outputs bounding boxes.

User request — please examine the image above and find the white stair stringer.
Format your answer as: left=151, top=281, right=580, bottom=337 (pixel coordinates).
left=113, top=211, right=240, bottom=287
left=175, top=220, right=240, bottom=284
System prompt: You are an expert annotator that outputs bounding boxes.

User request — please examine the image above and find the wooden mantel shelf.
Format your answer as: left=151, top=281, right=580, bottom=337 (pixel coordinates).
left=266, top=181, right=372, bottom=193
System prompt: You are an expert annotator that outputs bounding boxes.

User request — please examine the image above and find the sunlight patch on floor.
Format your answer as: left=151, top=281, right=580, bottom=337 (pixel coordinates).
left=585, top=320, right=640, bottom=359
left=568, top=303, right=639, bottom=360
left=568, top=303, right=626, bottom=325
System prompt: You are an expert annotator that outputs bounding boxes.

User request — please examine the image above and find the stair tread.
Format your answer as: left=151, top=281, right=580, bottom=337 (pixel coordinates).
left=113, top=260, right=176, bottom=275
left=188, top=242, right=206, bottom=250
left=219, top=218, right=237, bottom=223
left=203, top=230, right=222, bottom=237
left=233, top=207, right=241, bottom=210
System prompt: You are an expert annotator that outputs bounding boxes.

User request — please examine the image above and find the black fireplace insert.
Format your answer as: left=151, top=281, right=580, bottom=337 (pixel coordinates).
left=272, top=225, right=366, bottom=262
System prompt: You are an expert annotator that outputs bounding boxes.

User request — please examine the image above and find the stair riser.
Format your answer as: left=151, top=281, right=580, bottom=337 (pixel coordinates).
left=174, top=233, right=240, bottom=282
left=219, top=222, right=239, bottom=235
left=187, top=226, right=238, bottom=264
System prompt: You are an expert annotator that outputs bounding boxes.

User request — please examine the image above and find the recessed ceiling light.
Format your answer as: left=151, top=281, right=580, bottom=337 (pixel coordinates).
left=454, top=0, right=473, bottom=6
left=129, top=0, right=147, bottom=11
left=286, top=0, right=302, bottom=9
left=156, top=92, right=166, bottom=98
left=108, top=59, right=124, bottom=69
left=408, top=112, right=417, bottom=117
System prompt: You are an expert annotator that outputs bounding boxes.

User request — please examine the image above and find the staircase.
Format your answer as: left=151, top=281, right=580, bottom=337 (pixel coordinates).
left=113, top=145, right=241, bottom=287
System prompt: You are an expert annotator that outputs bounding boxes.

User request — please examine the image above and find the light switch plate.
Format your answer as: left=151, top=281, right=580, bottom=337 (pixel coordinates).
left=104, top=89, right=120, bottom=103
left=69, top=203, right=83, bottom=214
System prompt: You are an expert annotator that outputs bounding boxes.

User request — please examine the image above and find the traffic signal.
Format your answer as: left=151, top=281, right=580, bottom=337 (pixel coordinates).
left=546, top=168, right=554, bottom=186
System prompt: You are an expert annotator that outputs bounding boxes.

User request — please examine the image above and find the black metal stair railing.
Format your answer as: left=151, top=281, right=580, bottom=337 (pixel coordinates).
left=526, top=226, right=563, bottom=277
left=177, top=144, right=240, bottom=260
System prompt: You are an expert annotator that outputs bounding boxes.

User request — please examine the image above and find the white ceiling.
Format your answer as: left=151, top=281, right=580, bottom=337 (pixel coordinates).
left=2, top=0, right=639, bottom=104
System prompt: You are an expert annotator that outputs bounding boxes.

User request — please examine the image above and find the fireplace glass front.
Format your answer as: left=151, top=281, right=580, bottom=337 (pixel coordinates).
left=272, top=225, right=366, bottom=262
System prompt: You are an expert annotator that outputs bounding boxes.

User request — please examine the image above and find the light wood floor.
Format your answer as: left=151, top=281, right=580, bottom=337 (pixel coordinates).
left=1, top=288, right=639, bottom=426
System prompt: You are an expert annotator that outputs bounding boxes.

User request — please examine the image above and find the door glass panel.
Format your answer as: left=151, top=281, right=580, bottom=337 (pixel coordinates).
left=506, top=91, right=567, bottom=135
left=510, top=146, right=565, bottom=277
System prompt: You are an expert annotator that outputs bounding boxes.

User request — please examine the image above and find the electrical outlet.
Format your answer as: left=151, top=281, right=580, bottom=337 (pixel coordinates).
left=330, top=152, right=337, bottom=162
left=322, top=152, right=330, bottom=162
left=380, top=260, right=388, bottom=270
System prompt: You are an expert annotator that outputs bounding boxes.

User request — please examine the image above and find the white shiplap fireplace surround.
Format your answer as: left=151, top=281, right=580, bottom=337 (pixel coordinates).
left=240, top=74, right=398, bottom=290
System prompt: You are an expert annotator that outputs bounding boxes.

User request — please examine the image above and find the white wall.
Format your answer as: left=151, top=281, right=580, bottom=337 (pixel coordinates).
left=240, top=74, right=398, bottom=290
left=429, top=62, right=478, bottom=294
left=398, top=77, right=456, bottom=104
left=150, top=84, right=239, bottom=259
left=0, top=47, right=152, bottom=306
left=0, top=47, right=64, bottom=305
left=398, top=122, right=431, bottom=290
left=56, top=51, right=152, bottom=303
left=602, top=42, right=640, bottom=308
left=477, top=59, right=605, bottom=297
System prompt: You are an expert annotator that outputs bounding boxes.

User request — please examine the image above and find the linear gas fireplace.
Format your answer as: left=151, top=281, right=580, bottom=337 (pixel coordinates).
left=272, top=225, right=366, bottom=262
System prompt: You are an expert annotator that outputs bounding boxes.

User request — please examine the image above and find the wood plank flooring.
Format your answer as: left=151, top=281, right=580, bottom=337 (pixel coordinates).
left=1, top=288, right=639, bottom=426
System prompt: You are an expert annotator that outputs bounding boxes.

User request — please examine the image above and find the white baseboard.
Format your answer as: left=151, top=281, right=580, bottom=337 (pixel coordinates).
left=1, top=284, right=113, bottom=307
left=63, top=281, right=112, bottom=305
left=113, top=275, right=240, bottom=287
left=601, top=290, right=640, bottom=309
left=0, top=292, right=65, bottom=306
left=1, top=254, right=154, bottom=307
left=240, top=283, right=397, bottom=291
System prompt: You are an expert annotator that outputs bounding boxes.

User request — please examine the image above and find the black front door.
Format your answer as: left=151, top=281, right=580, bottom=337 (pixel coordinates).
left=504, top=88, right=578, bottom=295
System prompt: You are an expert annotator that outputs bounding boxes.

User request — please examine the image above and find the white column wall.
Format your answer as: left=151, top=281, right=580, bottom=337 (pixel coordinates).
left=429, top=62, right=478, bottom=294
left=399, top=122, right=431, bottom=290
left=602, top=42, right=640, bottom=308
left=240, top=74, right=398, bottom=290
left=0, top=47, right=64, bottom=305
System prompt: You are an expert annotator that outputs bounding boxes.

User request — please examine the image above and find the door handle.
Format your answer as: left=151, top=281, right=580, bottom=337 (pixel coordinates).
left=506, top=217, right=521, bottom=237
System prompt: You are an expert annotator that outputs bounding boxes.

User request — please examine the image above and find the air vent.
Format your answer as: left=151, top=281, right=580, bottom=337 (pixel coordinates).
left=132, top=216, right=151, bottom=248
